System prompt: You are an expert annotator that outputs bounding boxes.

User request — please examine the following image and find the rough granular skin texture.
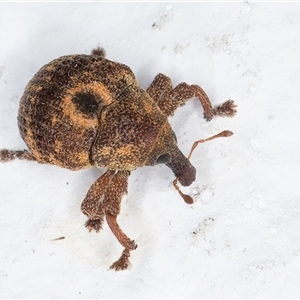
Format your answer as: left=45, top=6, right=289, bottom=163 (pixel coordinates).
left=92, top=85, right=170, bottom=170
left=81, top=169, right=115, bottom=220
left=18, top=54, right=137, bottom=170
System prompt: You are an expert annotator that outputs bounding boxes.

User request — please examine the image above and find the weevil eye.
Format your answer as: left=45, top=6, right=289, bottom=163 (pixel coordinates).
left=156, top=153, right=171, bottom=164
left=172, top=130, right=177, bottom=143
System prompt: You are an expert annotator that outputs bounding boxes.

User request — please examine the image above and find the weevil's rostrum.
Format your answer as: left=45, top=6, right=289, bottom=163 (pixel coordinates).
left=0, top=47, right=237, bottom=270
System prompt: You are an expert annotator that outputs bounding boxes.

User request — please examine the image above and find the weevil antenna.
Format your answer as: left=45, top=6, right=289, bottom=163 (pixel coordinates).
left=173, top=130, right=234, bottom=204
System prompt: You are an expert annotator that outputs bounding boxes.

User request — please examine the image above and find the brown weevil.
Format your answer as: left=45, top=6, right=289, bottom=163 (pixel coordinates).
left=0, top=47, right=236, bottom=270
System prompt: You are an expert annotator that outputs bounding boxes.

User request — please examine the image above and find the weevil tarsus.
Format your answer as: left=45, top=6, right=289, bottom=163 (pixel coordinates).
left=0, top=149, right=36, bottom=162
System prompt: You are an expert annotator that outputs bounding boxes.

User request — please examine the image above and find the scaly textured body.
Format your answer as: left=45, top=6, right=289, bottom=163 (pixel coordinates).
left=0, top=47, right=237, bottom=270
left=18, top=54, right=136, bottom=170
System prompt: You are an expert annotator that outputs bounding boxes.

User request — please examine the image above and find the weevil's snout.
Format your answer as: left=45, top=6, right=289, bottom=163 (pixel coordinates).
left=167, top=149, right=196, bottom=186
left=176, top=163, right=196, bottom=186
left=145, top=121, right=196, bottom=185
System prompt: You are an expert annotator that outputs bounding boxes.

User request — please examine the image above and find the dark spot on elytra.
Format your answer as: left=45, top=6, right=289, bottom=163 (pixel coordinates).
left=72, top=91, right=101, bottom=118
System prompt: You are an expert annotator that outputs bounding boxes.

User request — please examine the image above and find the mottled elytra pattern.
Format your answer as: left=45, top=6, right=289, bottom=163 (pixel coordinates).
left=18, top=53, right=136, bottom=170
left=0, top=46, right=237, bottom=271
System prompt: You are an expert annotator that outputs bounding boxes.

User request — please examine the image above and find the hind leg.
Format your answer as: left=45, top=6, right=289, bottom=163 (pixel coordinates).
left=0, top=149, right=36, bottom=162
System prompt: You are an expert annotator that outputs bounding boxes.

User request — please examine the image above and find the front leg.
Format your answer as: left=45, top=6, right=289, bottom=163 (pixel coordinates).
left=147, top=73, right=237, bottom=120
left=81, top=170, right=135, bottom=271
left=102, top=170, right=136, bottom=271
left=81, top=170, right=116, bottom=232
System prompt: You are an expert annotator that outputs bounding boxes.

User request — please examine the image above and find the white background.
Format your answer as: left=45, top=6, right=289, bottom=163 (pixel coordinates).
left=1, top=2, right=300, bottom=298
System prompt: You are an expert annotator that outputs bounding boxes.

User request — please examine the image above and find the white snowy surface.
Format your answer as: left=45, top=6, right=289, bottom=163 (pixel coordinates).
left=1, top=2, right=300, bottom=298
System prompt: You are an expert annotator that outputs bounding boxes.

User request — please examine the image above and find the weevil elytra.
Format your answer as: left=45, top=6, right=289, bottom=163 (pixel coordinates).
left=0, top=47, right=236, bottom=270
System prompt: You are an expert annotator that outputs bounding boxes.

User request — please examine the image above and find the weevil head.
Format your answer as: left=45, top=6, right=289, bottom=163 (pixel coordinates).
left=145, top=120, right=196, bottom=186
left=91, top=85, right=196, bottom=186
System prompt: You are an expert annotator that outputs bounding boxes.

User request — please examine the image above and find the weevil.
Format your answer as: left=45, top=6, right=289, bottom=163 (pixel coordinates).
left=0, top=47, right=236, bottom=270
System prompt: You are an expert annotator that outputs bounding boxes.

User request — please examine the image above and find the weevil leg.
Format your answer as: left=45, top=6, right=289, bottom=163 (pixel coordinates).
left=146, top=73, right=172, bottom=103
left=101, top=170, right=136, bottom=271
left=81, top=170, right=116, bottom=232
left=81, top=169, right=134, bottom=270
left=190, top=85, right=237, bottom=121
left=106, top=214, right=137, bottom=271
left=147, top=73, right=237, bottom=120
left=0, top=149, right=36, bottom=162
